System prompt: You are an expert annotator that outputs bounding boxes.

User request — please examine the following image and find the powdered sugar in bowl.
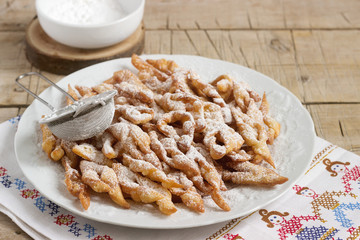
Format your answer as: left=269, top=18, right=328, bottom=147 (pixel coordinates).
left=36, top=0, right=145, bottom=49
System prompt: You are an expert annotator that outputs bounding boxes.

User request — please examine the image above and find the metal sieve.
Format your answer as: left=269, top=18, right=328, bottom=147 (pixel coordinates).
left=16, top=72, right=116, bottom=141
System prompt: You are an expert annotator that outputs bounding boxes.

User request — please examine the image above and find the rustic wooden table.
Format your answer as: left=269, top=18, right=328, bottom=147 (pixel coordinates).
left=1, top=0, right=359, bottom=239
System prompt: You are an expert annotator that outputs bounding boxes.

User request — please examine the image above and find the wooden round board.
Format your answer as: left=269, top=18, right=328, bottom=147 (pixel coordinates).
left=25, top=17, right=145, bottom=75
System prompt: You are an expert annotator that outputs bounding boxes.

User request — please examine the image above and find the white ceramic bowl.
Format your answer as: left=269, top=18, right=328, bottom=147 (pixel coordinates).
left=36, top=0, right=145, bottom=49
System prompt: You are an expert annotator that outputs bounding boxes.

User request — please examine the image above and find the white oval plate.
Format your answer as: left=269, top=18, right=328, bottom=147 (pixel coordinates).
left=14, top=55, right=315, bottom=229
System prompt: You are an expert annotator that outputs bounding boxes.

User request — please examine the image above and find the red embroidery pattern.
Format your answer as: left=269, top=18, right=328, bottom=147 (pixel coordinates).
left=21, top=189, right=40, bottom=199
left=342, top=166, right=360, bottom=193
left=54, top=214, right=75, bottom=226
left=92, top=235, right=113, bottom=240
left=0, top=166, right=7, bottom=176
left=347, top=226, right=360, bottom=240
left=278, top=215, right=318, bottom=240
left=223, top=233, right=243, bottom=240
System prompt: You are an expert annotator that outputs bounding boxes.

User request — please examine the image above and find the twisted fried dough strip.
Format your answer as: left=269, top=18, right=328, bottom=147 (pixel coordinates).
left=233, top=81, right=261, bottom=111
left=231, top=104, right=275, bottom=168
left=66, top=84, right=79, bottom=105
left=132, top=54, right=169, bottom=82
left=210, top=74, right=234, bottom=102
left=109, top=120, right=162, bottom=170
left=75, top=85, right=96, bottom=99
left=40, top=124, right=64, bottom=161
left=186, top=71, right=232, bottom=123
left=122, top=154, right=182, bottom=189
left=100, top=131, right=118, bottom=159
left=202, top=103, right=244, bottom=160
left=259, top=93, right=281, bottom=145
left=157, top=111, right=195, bottom=152
left=113, top=163, right=177, bottom=215
left=72, top=143, right=115, bottom=168
left=157, top=91, right=206, bottom=132
left=186, top=146, right=230, bottom=211
left=166, top=169, right=205, bottom=213
left=221, top=161, right=288, bottom=186
left=146, top=58, right=179, bottom=75
left=80, top=161, right=130, bottom=208
left=115, top=104, right=154, bottom=124
left=62, top=156, right=90, bottom=210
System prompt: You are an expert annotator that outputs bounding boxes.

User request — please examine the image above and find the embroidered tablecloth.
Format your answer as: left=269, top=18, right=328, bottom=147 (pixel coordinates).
left=1, top=117, right=360, bottom=240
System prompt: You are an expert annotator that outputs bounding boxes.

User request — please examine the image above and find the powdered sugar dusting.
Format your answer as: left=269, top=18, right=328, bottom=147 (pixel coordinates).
left=44, top=0, right=127, bottom=25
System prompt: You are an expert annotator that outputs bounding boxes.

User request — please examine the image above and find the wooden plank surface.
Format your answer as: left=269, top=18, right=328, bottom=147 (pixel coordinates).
left=308, top=104, right=360, bottom=155
left=144, top=0, right=360, bottom=30
left=1, top=0, right=359, bottom=239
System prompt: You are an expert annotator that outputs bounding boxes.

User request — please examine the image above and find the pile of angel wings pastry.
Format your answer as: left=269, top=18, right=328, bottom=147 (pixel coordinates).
left=40, top=54, right=288, bottom=215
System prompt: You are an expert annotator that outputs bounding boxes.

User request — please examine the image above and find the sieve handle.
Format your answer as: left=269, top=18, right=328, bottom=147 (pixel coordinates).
left=15, top=72, right=76, bottom=112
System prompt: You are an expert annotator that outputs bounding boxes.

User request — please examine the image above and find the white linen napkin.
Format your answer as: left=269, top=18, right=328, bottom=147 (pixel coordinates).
left=1, top=117, right=360, bottom=240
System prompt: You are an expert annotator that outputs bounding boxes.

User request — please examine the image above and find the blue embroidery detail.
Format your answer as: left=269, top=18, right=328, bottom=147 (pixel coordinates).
left=8, top=116, right=21, bottom=124
left=34, top=196, right=47, bottom=212
left=14, top=178, right=26, bottom=190
left=68, top=222, right=82, bottom=237
left=296, top=226, right=338, bottom=240
left=1, top=175, right=12, bottom=188
left=47, top=200, right=60, bottom=216
left=333, top=202, right=360, bottom=228
left=83, top=224, right=96, bottom=238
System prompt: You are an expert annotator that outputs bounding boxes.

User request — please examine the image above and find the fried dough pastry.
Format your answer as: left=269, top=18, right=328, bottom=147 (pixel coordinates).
left=165, top=168, right=205, bottom=213
left=92, top=82, right=114, bottom=94
left=99, top=131, right=118, bottom=159
left=233, top=81, right=261, bottom=112
left=202, top=103, right=244, bottom=160
left=109, top=120, right=163, bottom=170
left=80, top=160, right=130, bottom=208
left=60, top=139, right=80, bottom=167
left=66, top=84, right=79, bottom=105
left=157, top=91, right=206, bottom=132
left=115, top=81, right=154, bottom=105
left=157, top=111, right=195, bottom=152
left=146, top=58, right=179, bottom=75
left=113, top=163, right=177, bottom=215
left=132, top=54, right=169, bottom=82
left=186, top=71, right=232, bottom=123
left=72, top=143, right=115, bottom=167
left=231, top=105, right=275, bottom=168
left=186, top=146, right=230, bottom=211
left=220, top=161, right=288, bottom=186
left=40, top=124, right=64, bottom=161
left=75, top=85, right=96, bottom=99
left=259, top=93, right=281, bottom=145
left=148, top=130, right=212, bottom=211
left=40, top=54, right=287, bottom=215
left=157, top=137, right=230, bottom=211
left=62, top=156, right=90, bottom=210
left=210, top=75, right=234, bottom=102
left=159, top=137, right=202, bottom=180
left=50, top=139, right=65, bottom=161
left=122, top=154, right=182, bottom=189
left=115, top=104, right=154, bottom=124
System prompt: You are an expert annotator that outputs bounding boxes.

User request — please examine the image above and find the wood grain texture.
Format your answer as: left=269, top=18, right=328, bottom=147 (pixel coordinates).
left=3, top=0, right=360, bottom=32
left=0, top=0, right=35, bottom=31
left=294, top=30, right=360, bottom=65
left=206, top=30, right=296, bottom=67
left=0, top=108, right=19, bottom=122
left=144, top=0, right=360, bottom=30
left=0, top=213, right=31, bottom=240
left=0, top=0, right=360, bottom=239
left=308, top=104, right=360, bottom=155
